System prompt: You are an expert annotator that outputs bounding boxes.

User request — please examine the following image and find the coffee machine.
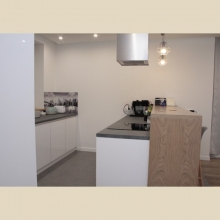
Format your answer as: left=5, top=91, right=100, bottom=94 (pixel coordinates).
left=130, top=100, right=149, bottom=117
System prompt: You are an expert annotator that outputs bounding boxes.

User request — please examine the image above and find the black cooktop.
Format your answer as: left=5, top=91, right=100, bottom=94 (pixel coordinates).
left=108, top=123, right=150, bottom=131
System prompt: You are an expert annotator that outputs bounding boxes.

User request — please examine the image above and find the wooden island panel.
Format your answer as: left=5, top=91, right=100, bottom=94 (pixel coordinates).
left=148, top=106, right=202, bottom=186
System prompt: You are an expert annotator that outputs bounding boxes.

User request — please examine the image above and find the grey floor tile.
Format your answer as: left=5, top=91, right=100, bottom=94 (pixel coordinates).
left=37, top=151, right=96, bottom=187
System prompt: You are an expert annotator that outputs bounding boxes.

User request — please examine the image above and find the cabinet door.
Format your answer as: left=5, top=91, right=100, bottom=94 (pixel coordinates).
left=35, top=123, right=51, bottom=170
left=65, top=117, right=77, bottom=152
left=51, top=120, right=66, bottom=161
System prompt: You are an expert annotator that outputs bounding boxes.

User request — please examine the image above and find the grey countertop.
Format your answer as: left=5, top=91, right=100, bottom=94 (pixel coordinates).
left=96, top=116, right=150, bottom=140
left=35, top=112, right=78, bottom=124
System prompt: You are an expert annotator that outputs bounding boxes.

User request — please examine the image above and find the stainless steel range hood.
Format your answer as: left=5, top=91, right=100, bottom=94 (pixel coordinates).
left=117, top=34, right=149, bottom=66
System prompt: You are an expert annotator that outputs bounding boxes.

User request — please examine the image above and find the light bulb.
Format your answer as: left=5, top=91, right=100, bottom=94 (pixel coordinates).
left=94, top=34, right=98, bottom=37
left=59, top=36, right=63, bottom=40
left=160, top=48, right=167, bottom=54
left=160, top=60, right=165, bottom=65
left=158, top=55, right=168, bottom=66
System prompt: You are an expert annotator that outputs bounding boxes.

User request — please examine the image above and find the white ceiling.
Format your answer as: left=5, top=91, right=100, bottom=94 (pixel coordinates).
left=41, top=33, right=220, bottom=45
left=42, top=34, right=116, bottom=44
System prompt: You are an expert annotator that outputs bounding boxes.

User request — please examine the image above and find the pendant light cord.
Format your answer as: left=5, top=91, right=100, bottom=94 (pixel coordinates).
left=161, top=33, right=165, bottom=42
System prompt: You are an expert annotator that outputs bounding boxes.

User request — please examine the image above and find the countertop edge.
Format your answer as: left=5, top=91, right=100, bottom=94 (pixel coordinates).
left=35, top=113, right=78, bottom=125
left=96, top=116, right=150, bottom=140
left=96, top=133, right=149, bottom=140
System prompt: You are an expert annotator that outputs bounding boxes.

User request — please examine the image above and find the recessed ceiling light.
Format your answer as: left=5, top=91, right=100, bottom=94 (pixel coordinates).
left=22, top=40, right=25, bottom=43
left=59, top=36, right=63, bottom=40
left=94, top=34, right=98, bottom=38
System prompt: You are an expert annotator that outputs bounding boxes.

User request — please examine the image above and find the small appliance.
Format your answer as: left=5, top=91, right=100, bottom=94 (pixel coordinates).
left=45, top=107, right=58, bottom=115
left=54, top=106, right=66, bottom=113
left=155, top=97, right=166, bottom=106
left=131, top=100, right=149, bottom=117
left=44, top=101, right=58, bottom=115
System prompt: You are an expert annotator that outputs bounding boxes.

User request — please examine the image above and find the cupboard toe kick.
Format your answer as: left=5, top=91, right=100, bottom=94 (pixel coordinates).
left=35, top=116, right=77, bottom=172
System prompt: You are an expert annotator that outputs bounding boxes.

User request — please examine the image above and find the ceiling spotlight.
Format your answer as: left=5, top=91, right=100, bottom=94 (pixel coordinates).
left=94, top=34, right=98, bottom=37
left=158, top=55, right=168, bottom=66
left=157, top=33, right=170, bottom=55
left=58, top=36, right=63, bottom=40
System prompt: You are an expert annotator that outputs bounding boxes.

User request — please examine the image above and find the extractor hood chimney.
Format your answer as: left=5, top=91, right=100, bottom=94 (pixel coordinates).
left=117, top=34, right=149, bottom=66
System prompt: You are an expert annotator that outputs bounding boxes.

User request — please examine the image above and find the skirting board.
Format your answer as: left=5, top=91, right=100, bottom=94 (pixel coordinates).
left=76, top=147, right=96, bottom=152
left=200, top=155, right=210, bottom=161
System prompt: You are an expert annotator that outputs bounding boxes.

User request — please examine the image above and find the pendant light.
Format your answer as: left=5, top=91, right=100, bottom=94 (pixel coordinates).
left=157, top=55, right=168, bottom=66
left=157, top=33, right=171, bottom=55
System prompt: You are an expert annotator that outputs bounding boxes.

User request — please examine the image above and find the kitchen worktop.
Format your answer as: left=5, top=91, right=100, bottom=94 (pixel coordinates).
left=96, top=116, right=150, bottom=140
left=35, top=112, right=78, bottom=124
left=151, top=105, right=200, bottom=116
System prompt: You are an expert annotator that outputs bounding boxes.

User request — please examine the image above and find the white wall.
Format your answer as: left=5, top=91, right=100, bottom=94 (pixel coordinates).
left=34, top=42, right=44, bottom=109
left=0, top=34, right=37, bottom=186
left=54, top=37, right=214, bottom=160
left=34, top=34, right=56, bottom=92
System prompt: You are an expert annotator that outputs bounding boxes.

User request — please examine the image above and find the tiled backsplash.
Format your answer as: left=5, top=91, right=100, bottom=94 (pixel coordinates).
left=44, top=92, right=78, bottom=113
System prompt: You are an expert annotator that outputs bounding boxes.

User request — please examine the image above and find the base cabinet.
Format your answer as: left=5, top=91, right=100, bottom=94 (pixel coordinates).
left=51, top=120, right=66, bottom=161
left=35, top=123, right=51, bottom=170
left=35, top=116, right=77, bottom=172
left=96, top=137, right=149, bottom=186
left=66, top=117, right=77, bottom=152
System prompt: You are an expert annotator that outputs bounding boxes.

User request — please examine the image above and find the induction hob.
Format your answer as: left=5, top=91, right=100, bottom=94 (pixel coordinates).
left=108, top=123, right=150, bottom=131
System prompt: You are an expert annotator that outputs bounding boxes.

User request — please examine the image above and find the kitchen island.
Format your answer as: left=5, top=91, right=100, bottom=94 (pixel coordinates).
left=148, top=106, right=202, bottom=186
left=96, top=116, right=150, bottom=186
left=96, top=106, right=202, bottom=187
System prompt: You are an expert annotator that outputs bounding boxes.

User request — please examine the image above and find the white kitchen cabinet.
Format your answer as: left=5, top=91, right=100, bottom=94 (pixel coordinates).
left=51, top=120, right=66, bottom=161
left=35, top=116, right=78, bottom=172
left=35, top=123, right=51, bottom=170
left=65, top=117, right=77, bottom=152
left=96, top=137, right=149, bottom=186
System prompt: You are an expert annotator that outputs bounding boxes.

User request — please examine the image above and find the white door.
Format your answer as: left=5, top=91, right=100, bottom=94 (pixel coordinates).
left=65, top=117, right=77, bottom=152
left=51, top=120, right=66, bottom=161
left=35, top=123, right=51, bottom=170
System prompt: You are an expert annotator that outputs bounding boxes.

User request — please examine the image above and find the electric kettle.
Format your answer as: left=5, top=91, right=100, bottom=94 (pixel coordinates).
left=44, top=101, right=58, bottom=115
left=46, top=106, right=58, bottom=115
